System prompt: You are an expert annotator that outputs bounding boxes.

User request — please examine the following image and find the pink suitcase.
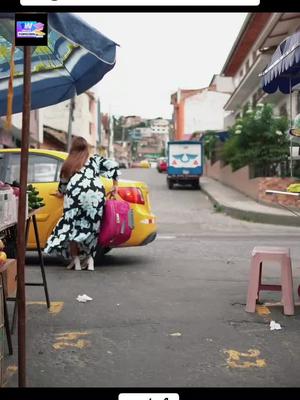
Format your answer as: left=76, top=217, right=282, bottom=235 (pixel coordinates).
left=98, top=198, right=134, bottom=247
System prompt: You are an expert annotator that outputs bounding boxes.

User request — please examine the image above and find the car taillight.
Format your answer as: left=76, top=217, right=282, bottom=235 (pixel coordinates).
left=117, top=187, right=145, bottom=204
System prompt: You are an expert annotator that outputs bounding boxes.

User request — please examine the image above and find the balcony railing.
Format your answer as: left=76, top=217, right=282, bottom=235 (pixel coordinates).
left=224, top=53, right=271, bottom=111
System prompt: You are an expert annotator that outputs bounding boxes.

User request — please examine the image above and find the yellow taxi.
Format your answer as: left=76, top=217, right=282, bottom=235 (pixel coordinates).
left=0, top=149, right=157, bottom=255
left=140, top=159, right=150, bottom=168
left=132, top=159, right=150, bottom=168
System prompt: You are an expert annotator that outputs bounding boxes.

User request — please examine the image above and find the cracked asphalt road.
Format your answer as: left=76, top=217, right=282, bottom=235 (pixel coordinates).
left=4, top=168, right=300, bottom=389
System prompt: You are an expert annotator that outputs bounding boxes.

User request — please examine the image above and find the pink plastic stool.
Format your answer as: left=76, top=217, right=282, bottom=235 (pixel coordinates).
left=246, top=246, right=295, bottom=315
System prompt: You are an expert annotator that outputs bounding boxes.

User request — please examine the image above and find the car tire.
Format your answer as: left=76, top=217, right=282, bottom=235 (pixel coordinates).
left=167, top=178, right=174, bottom=189
left=95, top=246, right=112, bottom=265
left=192, top=180, right=200, bottom=190
left=103, top=247, right=112, bottom=254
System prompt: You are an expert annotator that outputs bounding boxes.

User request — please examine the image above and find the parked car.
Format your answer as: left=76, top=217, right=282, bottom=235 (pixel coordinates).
left=156, top=157, right=168, bottom=173
left=140, top=159, right=150, bottom=168
left=147, top=158, right=158, bottom=168
left=0, top=149, right=157, bottom=258
left=131, top=159, right=150, bottom=168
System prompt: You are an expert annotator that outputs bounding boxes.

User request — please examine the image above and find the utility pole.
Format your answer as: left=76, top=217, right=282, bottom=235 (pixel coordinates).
left=108, top=114, right=114, bottom=159
left=97, top=98, right=101, bottom=153
left=121, top=125, right=125, bottom=143
left=289, top=89, right=293, bottom=177
left=67, top=96, right=75, bottom=152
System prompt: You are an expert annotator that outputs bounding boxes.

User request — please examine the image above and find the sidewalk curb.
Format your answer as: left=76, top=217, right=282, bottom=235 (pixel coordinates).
left=201, top=186, right=300, bottom=227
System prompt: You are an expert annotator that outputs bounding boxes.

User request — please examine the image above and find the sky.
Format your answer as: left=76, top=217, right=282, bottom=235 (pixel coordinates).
left=78, top=13, right=247, bottom=120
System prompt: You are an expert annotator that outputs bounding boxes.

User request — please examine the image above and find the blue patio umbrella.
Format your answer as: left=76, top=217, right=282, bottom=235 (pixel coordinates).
left=0, top=13, right=118, bottom=387
left=260, top=31, right=300, bottom=94
left=260, top=31, right=300, bottom=177
left=0, top=13, right=118, bottom=116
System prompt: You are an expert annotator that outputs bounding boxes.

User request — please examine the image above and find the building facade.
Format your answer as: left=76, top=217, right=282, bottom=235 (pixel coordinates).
left=0, top=109, right=42, bottom=149
left=222, top=13, right=300, bottom=127
left=170, top=89, right=202, bottom=141
left=170, top=79, right=233, bottom=141
left=42, top=91, right=97, bottom=151
left=204, top=12, right=300, bottom=205
left=127, top=118, right=171, bottom=160
left=150, top=118, right=170, bottom=135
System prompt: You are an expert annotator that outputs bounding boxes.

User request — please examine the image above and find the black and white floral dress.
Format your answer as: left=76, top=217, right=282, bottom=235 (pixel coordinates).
left=44, top=154, right=120, bottom=259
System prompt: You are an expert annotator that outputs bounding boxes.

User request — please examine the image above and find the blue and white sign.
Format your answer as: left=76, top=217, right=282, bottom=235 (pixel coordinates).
left=168, top=141, right=203, bottom=176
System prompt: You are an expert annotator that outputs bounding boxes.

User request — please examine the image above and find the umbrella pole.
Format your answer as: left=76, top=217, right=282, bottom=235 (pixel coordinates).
left=17, top=45, right=32, bottom=388
left=67, top=96, right=75, bottom=152
left=289, top=77, right=293, bottom=177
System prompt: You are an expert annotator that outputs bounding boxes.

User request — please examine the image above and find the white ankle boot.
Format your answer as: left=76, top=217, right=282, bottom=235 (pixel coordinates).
left=66, top=259, right=75, bottom=270
left=74, top=256, right=81, bottom=271
left=87, top=256, right=94, bottom=271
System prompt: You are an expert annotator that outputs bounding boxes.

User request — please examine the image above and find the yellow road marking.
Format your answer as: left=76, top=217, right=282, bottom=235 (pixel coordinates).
left=26, top=301, right=64, bottom=314
left=256, top=305, right=271, bottom=316
left=53, top=339, right=90, bottom=350
left=54, top=331, right=90, bottom=340
left=224, top=349, right=266, bottom=368
left=3, top=365, right=18, bottom=386
left=48, top=302, right=64, bottom=314
left=6, top=365, right=18, bottom=374
left=52, top=331, right=91, bottom=350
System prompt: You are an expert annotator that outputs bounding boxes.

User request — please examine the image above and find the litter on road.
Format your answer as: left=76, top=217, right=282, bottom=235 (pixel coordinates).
left=270, top=320, right=282, bottom=331
left=76, top=294, right=93, bottom=303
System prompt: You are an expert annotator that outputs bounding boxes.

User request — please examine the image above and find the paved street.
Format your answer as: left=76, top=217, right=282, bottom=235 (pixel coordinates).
left=5, top=168, right=300, bottom=387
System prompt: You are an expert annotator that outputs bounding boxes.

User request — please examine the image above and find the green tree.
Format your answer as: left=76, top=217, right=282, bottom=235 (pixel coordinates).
left=222, top=103, right=289, bottom=175
left=203, top=130, right=218, bottom=160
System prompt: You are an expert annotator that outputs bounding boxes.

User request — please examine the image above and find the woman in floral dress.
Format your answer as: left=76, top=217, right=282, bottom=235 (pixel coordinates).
left=44, top=136, right=120, bottom=271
